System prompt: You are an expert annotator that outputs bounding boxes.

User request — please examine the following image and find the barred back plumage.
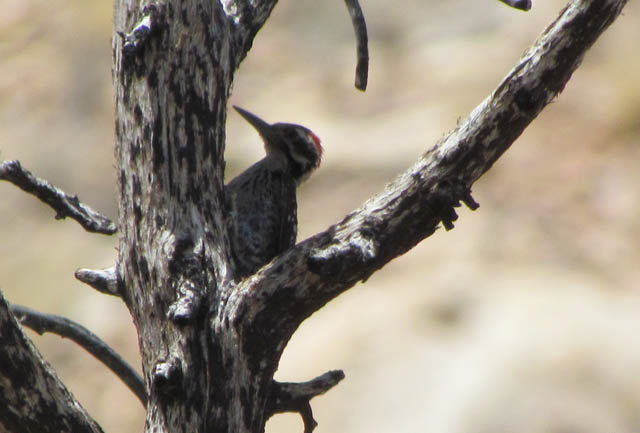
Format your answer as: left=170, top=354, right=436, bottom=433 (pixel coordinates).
left=225, top=107, right=322, bottom=278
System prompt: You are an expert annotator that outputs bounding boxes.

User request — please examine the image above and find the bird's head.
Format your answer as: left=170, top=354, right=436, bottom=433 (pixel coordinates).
left=234, top=105, right=323, bottom=184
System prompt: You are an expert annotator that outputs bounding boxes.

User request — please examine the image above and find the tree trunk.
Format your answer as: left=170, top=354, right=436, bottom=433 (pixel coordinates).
left=108, top=0, right=627, bottom=432
left=0, top=0, right=630, bottom=432
left=112, top=1, right=285, bottom=431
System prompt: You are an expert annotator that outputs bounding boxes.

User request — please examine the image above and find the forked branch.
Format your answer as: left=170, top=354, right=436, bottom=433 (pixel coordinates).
left=11, top=304, right=146, bottom=405
left=236, top=0, right=628, bottom=358
left=267, top=370, right=345, bottom=433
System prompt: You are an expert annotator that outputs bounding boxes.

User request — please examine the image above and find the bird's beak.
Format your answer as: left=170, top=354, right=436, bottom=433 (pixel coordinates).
left=233, top=106, right=274, bottom=140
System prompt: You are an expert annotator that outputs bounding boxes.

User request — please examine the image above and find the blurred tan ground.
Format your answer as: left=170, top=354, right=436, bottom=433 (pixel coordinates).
left=1, top=1, right=640, bottom=432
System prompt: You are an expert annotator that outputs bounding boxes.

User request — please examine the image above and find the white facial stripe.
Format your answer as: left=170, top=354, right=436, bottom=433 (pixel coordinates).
left=286, top=130, right=319, bottom=166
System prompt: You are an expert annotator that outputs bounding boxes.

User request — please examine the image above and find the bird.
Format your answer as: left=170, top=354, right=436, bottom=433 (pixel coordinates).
left=225, top=106, right=323, bottom=278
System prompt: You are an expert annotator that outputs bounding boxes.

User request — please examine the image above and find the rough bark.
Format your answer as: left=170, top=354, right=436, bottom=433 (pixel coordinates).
left=112, top=1, right=282, bottom=432
left=10, top=304, right=146, bottom=405
left=0, top=0, right=626, bottom=433
left=230, top=0, right=629, bottom=378
left=0, top=293, right=103, bottom=433
left=0, top=160, right=116, bottom=235
left=110, top=0, right=627, bottom=433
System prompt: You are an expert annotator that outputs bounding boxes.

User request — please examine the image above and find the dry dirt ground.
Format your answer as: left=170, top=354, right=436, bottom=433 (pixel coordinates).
left=2, top=1, right=640, bottom=432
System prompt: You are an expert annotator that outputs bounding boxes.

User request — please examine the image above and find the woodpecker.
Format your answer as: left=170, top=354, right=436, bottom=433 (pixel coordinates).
left=225, top=106, right=323, bottom=278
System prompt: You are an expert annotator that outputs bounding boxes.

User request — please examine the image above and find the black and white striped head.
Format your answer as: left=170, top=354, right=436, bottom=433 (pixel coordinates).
left=234, top=106, right=323, bottom=185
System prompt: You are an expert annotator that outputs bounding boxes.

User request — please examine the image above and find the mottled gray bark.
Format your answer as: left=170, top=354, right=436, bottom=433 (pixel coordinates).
left=114, top=1, right=628, bottom=432
left=112, top=1, right=627, bottom=432
left=112, top=1, right=283, bottom=432
left=0, top=293, right=104, bottom=433
left=229, top=0, right=630, bottom=384
left=10, top=303, right=146, bottom=405
left=0, top=160, right=116, bottom=234
left=0, top=0, right=628, bottom=432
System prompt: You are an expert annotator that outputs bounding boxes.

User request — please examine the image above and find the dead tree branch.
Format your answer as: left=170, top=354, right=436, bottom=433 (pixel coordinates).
left=344, top=0, right=369, bottom=91
left=0, top=160, right=116, bottom=235
left=106, top=1, right=627, bottom=433
left=234, top=0, right=628, bottom=362
left=75, top=266, right=121, bottom=296
left=498, top=0, right=532, bottom=11
left=10, top=303, right=146, bottom=405
left=0, top=292, right=104, bottom=433
left=1, top=0, right=628, bottom=432
left=267, top=370, right=346, bottom=433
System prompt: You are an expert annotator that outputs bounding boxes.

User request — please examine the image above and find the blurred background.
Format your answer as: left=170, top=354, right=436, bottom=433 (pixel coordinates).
left=1, top=0, right=640, bottom=432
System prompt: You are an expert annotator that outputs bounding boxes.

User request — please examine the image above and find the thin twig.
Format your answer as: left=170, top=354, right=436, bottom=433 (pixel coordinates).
left=497, top=0, right=532, bottom=11
left=10, top=304, right=146, bottom=405
left=267, top=370, right=345, bottom=433
left=0, top=160, right=117, bottom=235
left=344, top=0, right=369, bottom=91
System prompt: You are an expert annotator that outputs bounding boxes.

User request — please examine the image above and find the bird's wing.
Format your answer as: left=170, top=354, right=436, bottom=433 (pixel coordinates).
left=225, top=161, right=297, bottom=277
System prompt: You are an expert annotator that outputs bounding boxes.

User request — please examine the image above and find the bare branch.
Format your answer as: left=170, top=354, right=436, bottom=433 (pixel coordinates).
left=0, top=293, right=105, bottom=433
left=267, top=370, right=345, bottom=433
left=108, top=0, right=628, bottom=431
left=75, top=266, right=121, bottom=297
left=0, top=160, right=117, bottom=235
left=229, top=0, right=369, bottom=91
left=235, top=0, right=628, bottom=358
left=11, top=304, right=146, bottom=405
left=497, top=0, right=532, bottom=11
left=344, top=0, right=369, bottom=91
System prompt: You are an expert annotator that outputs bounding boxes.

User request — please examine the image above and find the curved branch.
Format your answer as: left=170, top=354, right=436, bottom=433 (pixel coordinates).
left=344, top=0, right=369, bottom=91
left=234, top=0, right=628, bottom=356
left=0, top=160, right=117, bottom=235
left=229, top=0, right=369, bottom=91
left=497, top=0, right=532, bottom=11
left=267, top=370, right=345, bottom=433
left=0, top=293, right=104, bottom=433
left=10, top=304, right=146, bottom=405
